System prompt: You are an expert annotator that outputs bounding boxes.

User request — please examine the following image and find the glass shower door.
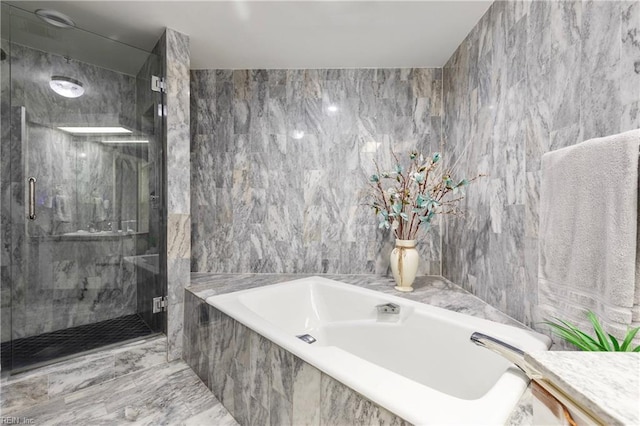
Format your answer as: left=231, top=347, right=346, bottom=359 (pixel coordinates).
left=1, top=4, right=166, bottom=371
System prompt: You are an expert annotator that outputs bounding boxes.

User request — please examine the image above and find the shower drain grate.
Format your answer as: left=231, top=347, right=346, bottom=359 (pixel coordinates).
left=1, top=314, right=154, bottom=371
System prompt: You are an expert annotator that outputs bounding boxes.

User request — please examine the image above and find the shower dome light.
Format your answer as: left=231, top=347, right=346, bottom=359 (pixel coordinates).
left=49, top=76, right=84, bottom=98
left=35, top=9, right=76, bottom=29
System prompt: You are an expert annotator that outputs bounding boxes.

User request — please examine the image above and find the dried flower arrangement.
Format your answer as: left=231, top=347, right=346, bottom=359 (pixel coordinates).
left=367, top=151, right=480, bottom=240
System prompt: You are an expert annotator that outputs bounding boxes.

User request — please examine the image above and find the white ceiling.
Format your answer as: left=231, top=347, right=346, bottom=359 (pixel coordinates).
left=7, top=1, right=493, bottom=70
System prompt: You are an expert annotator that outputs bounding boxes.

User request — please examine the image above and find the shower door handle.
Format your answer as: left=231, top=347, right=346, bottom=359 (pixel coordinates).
left=28, top=177, right=36, bottom=220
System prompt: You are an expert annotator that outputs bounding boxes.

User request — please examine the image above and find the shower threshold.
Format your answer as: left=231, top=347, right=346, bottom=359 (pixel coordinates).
left=1, top=314, right=157, bottom=373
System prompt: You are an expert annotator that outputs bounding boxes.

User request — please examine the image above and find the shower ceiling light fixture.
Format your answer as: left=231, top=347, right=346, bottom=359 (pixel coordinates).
left=57, top=126, right=132, bottom=134
left=102, top=139, right=149, bottom=144
left=35, top=9, right=75, bottom=29
left=49, top=76, right=84, bottom=98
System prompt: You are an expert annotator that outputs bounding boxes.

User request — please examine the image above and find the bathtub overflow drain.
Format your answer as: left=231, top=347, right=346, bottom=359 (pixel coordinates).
left=296, top=334, right=316, bottom=344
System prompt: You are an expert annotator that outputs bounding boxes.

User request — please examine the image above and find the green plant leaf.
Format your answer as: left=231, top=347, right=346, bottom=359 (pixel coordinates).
left=621, top=326, right=640, bottom=351
left=432, top=152, right=441, bottom=163
left=608, top=334, right=620, bottom=351
left=370, top=174, right=379, bottom=182
left=587, top=311, right=612, bottom=351
left=556, top=319, right=604, bottom=350
left=548, top=325, right=596, bottom=351
left=543, top=319, right=603, bottom=351
left=633, top=345, right=640, bottom=352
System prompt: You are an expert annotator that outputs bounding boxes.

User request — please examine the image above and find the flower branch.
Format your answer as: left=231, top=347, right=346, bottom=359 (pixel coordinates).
left=367, top=150, right=482, bottom=240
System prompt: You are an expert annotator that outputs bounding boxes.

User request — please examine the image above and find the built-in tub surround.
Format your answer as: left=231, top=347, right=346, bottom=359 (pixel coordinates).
left=190, top=68, right=443, bottom=275
left=184, top=274, right=550, bottom=425
left=441, top=1, right=640, bottom=330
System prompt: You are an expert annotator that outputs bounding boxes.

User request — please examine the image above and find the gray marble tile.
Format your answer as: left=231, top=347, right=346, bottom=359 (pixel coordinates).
left=441, top=0, right=639, bottom=334
left=320, top=373, right=379, bottom=425
left=249, top=331, right=271, bottom=410
left=156, top=27, right=191, bottom=363
left=191, top=68, right=442, bottom=276
left=114, top=336, right=166, bottom=377
left=0, top=375, right=49, bottom=414
left=270, top=342, right=293, bottom=401
left=249, top=395, right=269, bottom=426
left=550, top=0, right=581, bottom=56
left=48, top=356, right=114, bottom=398
left=269, top=391, right=292, bottom=426
left=231, top=358, right=251, bottom=425
left=291, top=356, right=321, bottom=426
left=183, top=405, right=239, bottom=426
left=13, top=397, right=109, bottom=426
left=167, top=258, right=189, bottom=362
left=621, top=1, right=640, bottom=115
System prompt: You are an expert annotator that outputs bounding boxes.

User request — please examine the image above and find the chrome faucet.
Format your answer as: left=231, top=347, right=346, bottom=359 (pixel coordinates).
left=470, top=332, right=540, bottom=379
left=376, top=302, right=400, bottom=314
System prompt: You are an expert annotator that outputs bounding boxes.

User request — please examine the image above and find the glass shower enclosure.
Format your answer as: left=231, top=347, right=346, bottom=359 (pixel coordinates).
left=1, top=4, right=166, bottom=372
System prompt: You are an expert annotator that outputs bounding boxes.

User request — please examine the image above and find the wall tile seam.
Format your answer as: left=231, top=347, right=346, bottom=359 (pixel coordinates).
left=439, top=64, right=446, bottom=277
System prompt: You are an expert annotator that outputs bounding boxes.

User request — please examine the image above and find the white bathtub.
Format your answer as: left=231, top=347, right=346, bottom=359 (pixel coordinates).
left=206, top=276, right=550, bottom=425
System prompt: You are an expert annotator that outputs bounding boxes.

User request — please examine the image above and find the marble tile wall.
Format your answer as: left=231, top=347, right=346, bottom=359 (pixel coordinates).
left=183, top=290, right=408, bottom=426
left=441, top=0, right=640, bottom=329
left=12, top=235, right=138, bottom=338
left=158, top=28, right=191, bottom=361
left=190, top=68, right=443, bottom=275
left=1, top=39, right=13, bottom=345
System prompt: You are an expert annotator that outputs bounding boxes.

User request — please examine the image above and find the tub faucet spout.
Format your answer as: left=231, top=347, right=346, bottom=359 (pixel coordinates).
left=376, top=302, right=400, bottom=314
left=470, top=332, right=540, bottom=379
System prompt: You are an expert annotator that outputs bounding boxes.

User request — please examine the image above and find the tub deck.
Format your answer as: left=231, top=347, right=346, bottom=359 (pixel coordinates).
left=185, top=274, right=534, bottom=425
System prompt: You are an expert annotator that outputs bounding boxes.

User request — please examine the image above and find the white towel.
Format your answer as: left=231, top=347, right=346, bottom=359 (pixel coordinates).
left=538, top=129, right=640, bottom=345
left=53, top=194, right=71, bottom=222
left=92, top=196, right=106, bottom=222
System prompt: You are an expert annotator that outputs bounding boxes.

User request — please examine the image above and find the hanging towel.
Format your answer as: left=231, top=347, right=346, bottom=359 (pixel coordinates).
left=92, top=196, right=106, bottom=222
left=53, top=194, right=71, bottom=222
left=538, top=129, right=640, bottom=343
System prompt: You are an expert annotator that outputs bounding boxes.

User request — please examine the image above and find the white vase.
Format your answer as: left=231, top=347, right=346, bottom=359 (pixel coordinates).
left=390, top=239, right=419, bottom=292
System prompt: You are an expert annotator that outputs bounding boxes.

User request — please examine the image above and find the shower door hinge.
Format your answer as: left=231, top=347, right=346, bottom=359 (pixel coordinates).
left=151, top=76, right=166, bottom=93
left=153, top=296, right=167, bottom=313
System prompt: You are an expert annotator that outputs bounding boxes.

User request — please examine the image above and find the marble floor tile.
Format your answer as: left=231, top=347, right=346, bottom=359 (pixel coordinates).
left=182, top=405, right=239, bottom=426
left=9, top=358, right=235, bottom=426
left=47, top=356, right=115, bottom=398
left=0, top=375, right=49, bottom=415
left=114, top=337, right=166, bottom=377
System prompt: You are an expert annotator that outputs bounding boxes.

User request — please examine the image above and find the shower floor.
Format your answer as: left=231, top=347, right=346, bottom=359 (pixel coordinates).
left=1, top=314, right=155, bottom=371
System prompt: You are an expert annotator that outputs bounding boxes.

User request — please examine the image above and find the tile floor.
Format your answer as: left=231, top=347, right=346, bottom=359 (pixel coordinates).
left=1, top=338, right=237, bottom=425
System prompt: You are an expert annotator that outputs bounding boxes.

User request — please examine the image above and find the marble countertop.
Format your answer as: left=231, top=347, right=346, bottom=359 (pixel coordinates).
left=526, top=352, right=640, bottom=425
